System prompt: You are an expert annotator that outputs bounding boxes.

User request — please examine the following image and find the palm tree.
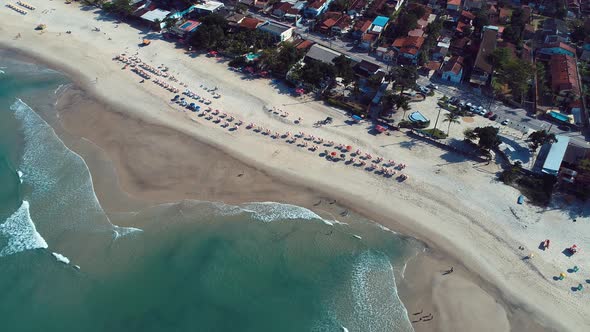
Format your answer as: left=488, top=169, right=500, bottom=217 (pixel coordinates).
left=394, top=95, right=411, bottom=119
left=443, top=111, right=461, bottom=135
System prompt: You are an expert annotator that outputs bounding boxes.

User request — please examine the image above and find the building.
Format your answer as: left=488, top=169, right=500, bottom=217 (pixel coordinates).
left=239, top=17, right=266, bottom=30
left=304, top=0, right=332, bottom=18
left=369, top=16, right=390, bottom=34
left=318, top=12, right=351, bottom=35
left=259, top=21, right=294, bottom=42
left=542, top=18, right=569, bottom=40
left=441, top=56, right=464, bottom=83
left=140, top=9, right=171, bottom=29
left=537, top=42, right=576, bottom=57
left=392, top=36, right=425, bottom=64
left=305, top=43, right=342, bottom=64
left=542, top=135, right=570, bottom=175
left=192, top=1, right=224, bottom=15
left=446, top=0, right=461, bottom=11
left=470, top=26, right=498, bottom=86
left=550, top=54, right=581, bottom=100
left=351, top=19, right=372, bottom=40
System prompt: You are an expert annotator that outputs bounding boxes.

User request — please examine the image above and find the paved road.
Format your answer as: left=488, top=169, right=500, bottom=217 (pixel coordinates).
left=417, top=77, right=590, bottom=147
left=250, top=12, right=589, bottom=147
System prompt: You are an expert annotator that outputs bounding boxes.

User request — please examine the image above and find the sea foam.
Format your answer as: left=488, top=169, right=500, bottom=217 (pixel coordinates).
left=241, top=202, right=324, bottom=223
left=51, top=252, right=70, bottom=264
left=0, top=200, right=48, bottom=257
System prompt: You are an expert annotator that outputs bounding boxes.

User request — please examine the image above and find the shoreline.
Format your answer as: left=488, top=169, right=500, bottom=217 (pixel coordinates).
left=1, top=4, right=585, bottom=330
left=52, top=79, right=543, bottom=332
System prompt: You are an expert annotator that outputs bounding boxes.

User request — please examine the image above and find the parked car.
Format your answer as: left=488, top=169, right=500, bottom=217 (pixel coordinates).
left=418, top=86, right=430, bottom=94
left=427, top=83, right=439, bottom=90
left=489, top=113, right=498, bottom=121
left=479, top=108, right=487, bottom=116
left=484, top=111, right=493, bottom=118
left=501, top=119, right=510, bottom=125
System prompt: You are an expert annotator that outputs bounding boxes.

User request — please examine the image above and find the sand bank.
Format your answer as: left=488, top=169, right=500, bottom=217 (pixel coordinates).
left=1, top=2, right=587, bottom=331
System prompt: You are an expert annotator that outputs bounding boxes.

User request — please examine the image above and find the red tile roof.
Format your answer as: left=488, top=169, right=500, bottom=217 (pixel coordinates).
left=447, top=0, right=461, bottom=6
left=461, top=10, right=475, bottom=20
left=308, top=0, right=326, bottom=9
left=392, top=36, right=425, bottom=55
left=550, top=54, right=580, bottom=95
left=442, top=56, right=464, bottom=74
left=295, top=39, right=314, bottom=50
left=353, top=19, right=372, bottom=33
left=362, top=33, right=377, bottom=41
left=239, top=17, right=264, bottom=30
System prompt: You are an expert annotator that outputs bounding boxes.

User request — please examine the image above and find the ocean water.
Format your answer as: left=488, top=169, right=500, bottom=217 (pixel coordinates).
left=0, top=52, right=419, bottom=332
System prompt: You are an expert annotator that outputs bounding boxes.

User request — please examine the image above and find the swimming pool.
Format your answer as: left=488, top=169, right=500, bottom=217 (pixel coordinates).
left=408, top=111, right=429, bottom=123
left=549, top=111, right=570, bottom=123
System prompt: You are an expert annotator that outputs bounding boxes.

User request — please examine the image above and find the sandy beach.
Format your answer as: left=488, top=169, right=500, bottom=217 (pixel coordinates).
left=1, top=2, right=589, bottom=331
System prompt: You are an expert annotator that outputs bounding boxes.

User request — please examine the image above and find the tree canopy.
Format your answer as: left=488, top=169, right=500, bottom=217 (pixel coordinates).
left=527, top=130, right=557, bottom=152
left=465, top=126, right=500, bottom=152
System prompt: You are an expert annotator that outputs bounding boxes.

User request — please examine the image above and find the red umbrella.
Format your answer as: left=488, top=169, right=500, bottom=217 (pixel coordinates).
left=330, top=151, right=337, bottom=157
left=346, top=145, right=352, bottom=151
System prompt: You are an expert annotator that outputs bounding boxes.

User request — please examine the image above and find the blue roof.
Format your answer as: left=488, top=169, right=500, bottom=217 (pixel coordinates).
left=372, top=16, right=389, bottom=27
left=542, top=135, right=570, bottom=175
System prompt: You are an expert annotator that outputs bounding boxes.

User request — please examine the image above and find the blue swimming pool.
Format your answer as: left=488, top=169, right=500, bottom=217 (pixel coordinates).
left=549, top=111, right=570, bottom=123
left=408, top=111, right=429, bottom=123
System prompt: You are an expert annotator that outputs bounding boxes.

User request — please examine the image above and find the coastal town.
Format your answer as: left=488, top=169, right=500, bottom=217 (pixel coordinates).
left=2, top=0, right=590, bottom=331
left=59, top=0, right=590, bottom=202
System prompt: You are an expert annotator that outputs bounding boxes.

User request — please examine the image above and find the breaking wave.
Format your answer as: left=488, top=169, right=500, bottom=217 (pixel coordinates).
left=0, top=200, right=48, bottom=257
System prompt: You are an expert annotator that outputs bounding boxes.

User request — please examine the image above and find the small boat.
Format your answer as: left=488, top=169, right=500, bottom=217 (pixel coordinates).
left=517, top=195, right=525, bottom=204
left=353, top=235, right=362, bottom=240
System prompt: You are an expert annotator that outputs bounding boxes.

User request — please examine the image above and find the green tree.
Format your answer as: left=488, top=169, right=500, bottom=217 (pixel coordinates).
left=473, top=8, right=490, bottom=32
left=102, top=0, right=132, bottom=16
left=443, top=111, right=461, bottom=135
left=473, top=126, right=501, bottom=152
left=390, top=66, right=417, bottom=95
left=527, top=130, right=557, bottom=152
left=332, top=55, right=356, bottom=85
left=261, top=43, right=304, bottom=76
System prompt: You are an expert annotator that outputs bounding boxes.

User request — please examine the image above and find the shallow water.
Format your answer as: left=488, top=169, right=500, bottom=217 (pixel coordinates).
left=0, top=51, right=419, bottom=332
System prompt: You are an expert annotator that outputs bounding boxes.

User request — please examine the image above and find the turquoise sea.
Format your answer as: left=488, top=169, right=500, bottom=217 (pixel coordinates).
left=0, top=51, right=419, bottom=332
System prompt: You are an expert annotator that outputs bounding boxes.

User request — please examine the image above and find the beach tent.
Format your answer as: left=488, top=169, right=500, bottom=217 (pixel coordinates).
left=352, top=115, right=363, bottom=122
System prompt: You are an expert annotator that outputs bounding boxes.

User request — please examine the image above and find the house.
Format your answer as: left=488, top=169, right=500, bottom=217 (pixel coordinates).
left=463, top=0, right=483, bottom=10
left=537, top=42, right=576, bottom=57
left=550, top=54, right=581, bottom=100
left=239, top=17, right=266, bottom=30
left=351, top=19, right=372, bottom=39
left=318, top=12, right=351, bottom=35
left=192, top=1, right=224, bottom=15
left=355, top=60, right=382, bottom=77
left=367, top=0, right=387, bottom=15
left=450, top=36, right=470, bottom=55
left=304, top=0, right=332, bottom=18
left=271, top=2, right=293, bottom=19
left=432, top=39, right=450, bottom=60
left=369, top=16, right=390, bottom=35
left=470, top=26, right=498, bottom=86
left=359, top=33, right=378, bottom=49
left=294, top=39, right=315, bottom=50
left=227, top=13, right=245, bottom=27
left=347, top=0, right=367, bottom=16
left=259, top=21, right=294, bottom=42
left=392, top=36, right=425, bottom=63
left=140, top=9, right=171, bottom=29
left=285, top=1, right=306, bottom=21
left=446, top=0, right=461, bottom=11
left=441, top=56, right=464, bottom=83
left=305, top=43, right=342, bottom=64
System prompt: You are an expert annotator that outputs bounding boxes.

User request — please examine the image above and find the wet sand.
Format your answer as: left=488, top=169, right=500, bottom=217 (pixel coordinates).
left=54, top=86, right=550, bottom=332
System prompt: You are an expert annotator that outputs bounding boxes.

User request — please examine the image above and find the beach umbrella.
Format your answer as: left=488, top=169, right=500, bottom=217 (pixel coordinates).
left=346, top=145, right=352, bottom=151
left=559, top=273, right=566, bottom=280
left=330, top=152, right=337, bottom=157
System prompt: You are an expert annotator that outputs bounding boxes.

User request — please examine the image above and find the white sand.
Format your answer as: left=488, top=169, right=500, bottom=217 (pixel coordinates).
left=1, top=4, right=589, bottom=331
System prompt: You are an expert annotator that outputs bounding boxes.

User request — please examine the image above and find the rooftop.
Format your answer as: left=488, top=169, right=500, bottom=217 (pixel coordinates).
left=473, top=28, right=498, bottom=74
left=305, top=44, right=342, bottom=64
left=542, top=135, right=571, bottom=175
left=441, top=56, right=464, bottom=74
left=372, top=16, right=390, bottom=28
left=239, top=17, right=264, bottom=30
left=259, top=21, right=293, bottom=35
left=550, top=54, right=581, bottom=95
left=193, top=1, right=224, bottom=12
left=140, top=9, right=170, bottom=23
left=392, top=36, right=425, bottom=55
